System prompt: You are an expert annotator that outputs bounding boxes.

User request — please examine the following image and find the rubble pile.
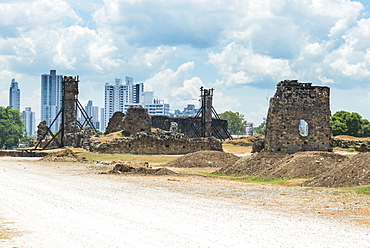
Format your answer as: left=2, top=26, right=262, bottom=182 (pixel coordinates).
left=110, top=161, right=176, bottom=175
left=40, top=149, right=86, bottom=163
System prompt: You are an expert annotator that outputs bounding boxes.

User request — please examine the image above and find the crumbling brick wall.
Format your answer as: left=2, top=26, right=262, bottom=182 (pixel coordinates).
left=85, top=131, right=222, bottom=155
left=265, top=80, right=332, bottom=153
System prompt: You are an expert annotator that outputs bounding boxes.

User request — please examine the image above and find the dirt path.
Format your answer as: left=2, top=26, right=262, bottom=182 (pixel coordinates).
left=0, top=157, right=370, bottom=247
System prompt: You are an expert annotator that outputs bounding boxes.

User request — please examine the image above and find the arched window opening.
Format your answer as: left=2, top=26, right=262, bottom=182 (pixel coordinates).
left=299, top=119, right=309, bottom=136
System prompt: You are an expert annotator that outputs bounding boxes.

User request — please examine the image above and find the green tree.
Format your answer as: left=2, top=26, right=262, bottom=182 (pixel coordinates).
left=254, top=120, right=266, bottom=135
left=330, top=110, right=370, bottom=137
left=0, top=106, right=25, bottom=149
left=219, top=111, right=246, bottom=135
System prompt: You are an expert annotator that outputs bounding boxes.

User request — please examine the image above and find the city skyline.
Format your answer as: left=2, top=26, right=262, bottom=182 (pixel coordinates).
left=1, top=0, right=370, bottom=125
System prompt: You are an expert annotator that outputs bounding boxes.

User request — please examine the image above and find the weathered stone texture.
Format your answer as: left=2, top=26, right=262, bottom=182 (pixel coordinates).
left=105, top=106, right=151, bottom=135
left=84, top=132, right=222, bottom=154
left=62, top=76, right=79, bottom=135
left=265, top=80, right=332, bottom=153
left=123, top=106, right=151, bottom=134
left=105, top=112, right=125, bottom=134
left=85, top=131, right=222, bottom=155
left=331, top=138, right=370, bottom=152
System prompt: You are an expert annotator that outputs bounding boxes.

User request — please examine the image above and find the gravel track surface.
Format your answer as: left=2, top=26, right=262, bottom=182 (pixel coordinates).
left=0, top=157, right=370, bottom=247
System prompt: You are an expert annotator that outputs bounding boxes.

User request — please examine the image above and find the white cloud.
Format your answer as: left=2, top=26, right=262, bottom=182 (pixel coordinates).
left=0, top=25, right=123, bottom=74
left=0, top=0, right=81, bottom=31
left=142, top=62, right=201, bottom=109
left=209, top=43, right=295, bottom=88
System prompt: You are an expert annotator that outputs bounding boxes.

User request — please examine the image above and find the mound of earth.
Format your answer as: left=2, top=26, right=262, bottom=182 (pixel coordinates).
left=215, top=151, right=347, bottom=179
left=110, top=161, right=176, bottom=175
left=215, top=152, right=286, bottom=176
left=40, top=149, right=85, bottom=163
left=164, top=151, right=240, bottom=168
left=268, top=152, right=347, bottom=178
left=304, top=152, right=370, bottom=187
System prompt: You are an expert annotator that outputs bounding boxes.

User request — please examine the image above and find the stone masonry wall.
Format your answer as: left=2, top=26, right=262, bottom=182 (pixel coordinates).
left=265, top=80, right=332, bottom=153
left=105, top=106, right=151, bottom=135
left=85, top=131, right=222, bottom=155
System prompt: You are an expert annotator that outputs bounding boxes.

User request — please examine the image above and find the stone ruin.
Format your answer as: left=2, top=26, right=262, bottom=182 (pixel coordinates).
left=85, top=132, right=222, bottom=155
left=264, top=80, right=332, bottom=153
left=151, top=116, right=229, bottom=139
left=86, top=105, right=222, bottom=155
left=31, top=76, right=95, bottom=149
left=105, top=106, right=151, bottom=135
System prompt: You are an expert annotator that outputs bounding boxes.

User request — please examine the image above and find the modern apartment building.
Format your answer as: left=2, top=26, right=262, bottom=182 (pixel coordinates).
left=103, top=77, right=169, bottom=129
left=22, top=107, right=36, bottom=137
left=104, top=77, right=143, bottom=128
left=41, top=70, right=63, bottom=132
left=84, top=100, right=100, bottom=130
left=9, top=78, right=20, bottom=111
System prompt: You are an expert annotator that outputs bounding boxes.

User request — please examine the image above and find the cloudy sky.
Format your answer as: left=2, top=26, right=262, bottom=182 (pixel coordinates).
left=1, top=0, right=370, bottom=125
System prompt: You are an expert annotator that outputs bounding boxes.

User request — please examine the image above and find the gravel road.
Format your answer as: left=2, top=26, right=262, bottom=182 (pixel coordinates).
left=1, top=157, right=370, bottom=247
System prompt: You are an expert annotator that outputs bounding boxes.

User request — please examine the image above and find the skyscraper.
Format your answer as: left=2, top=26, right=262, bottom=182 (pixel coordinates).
left=22, top=107, right=36, bottom=137
left=41, top=70, right=63, bottom=132
left=104, top=77, right=144, bottom=129
left=103, top=76, right=170, bottom=129
left=85, top=100, right=100, bottom=130
left=9, top=78, right=20, bottom=111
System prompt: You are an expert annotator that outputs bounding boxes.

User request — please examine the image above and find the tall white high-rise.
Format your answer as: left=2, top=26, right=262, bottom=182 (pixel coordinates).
left=104, top=77, right=144, bottom=129
left=41, top=70, right=63, bottom=132
left=22, top=107, right=36, bottom=137
left=85, top=100, right=100, bottom=130
left=100, top=108, right=105, bottom=132
left=9, top=79, right=20, bottom=111
left=103, top=76, right=170, bottom=130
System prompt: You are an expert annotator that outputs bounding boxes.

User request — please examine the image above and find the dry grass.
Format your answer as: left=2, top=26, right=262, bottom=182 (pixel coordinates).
left=334, top=135, right=370, bottom=141
left=90, top=131, right=129, bottom=143
left=222, top=143, right=252, bottom=154
left=79, top=152, right=181, bottom=165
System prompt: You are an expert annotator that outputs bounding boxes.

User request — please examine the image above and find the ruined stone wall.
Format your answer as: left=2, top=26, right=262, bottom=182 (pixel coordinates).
left=0, top=150, right=48, bottom=157
left=151, top=116, right=229, bottom=139
left=265, top=80, right=332, bottom=153
left=105, top=112, right=125, bottom=134
left=105, top=106, right=151, bottom=135
left=85, top=131, right=222, bottom=155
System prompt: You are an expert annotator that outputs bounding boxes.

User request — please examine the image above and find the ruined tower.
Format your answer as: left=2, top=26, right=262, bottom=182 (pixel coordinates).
left=62, top=76, right=79, bottom=134
left=264, top=80, right=332, bottom=153
left=201, top=87, right=213, bottom=138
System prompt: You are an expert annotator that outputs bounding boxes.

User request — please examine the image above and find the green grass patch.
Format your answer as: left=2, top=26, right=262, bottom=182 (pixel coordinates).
left=348, top=186, right=370, bottom=194
left=205, top=173, right=289, bottom=184
left=79, top=152, right=181, bottom=165
left=331, top=186, right=370, bottom=195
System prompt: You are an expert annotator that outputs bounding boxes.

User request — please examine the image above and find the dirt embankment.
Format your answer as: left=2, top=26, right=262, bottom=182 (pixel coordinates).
left=305, top=152, right=370, bottom=187
left=216, top=151, right=370, bottom=187
left=39, top=149, right=87, bottom=163
left=164, top=151, right=240, bottom=168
